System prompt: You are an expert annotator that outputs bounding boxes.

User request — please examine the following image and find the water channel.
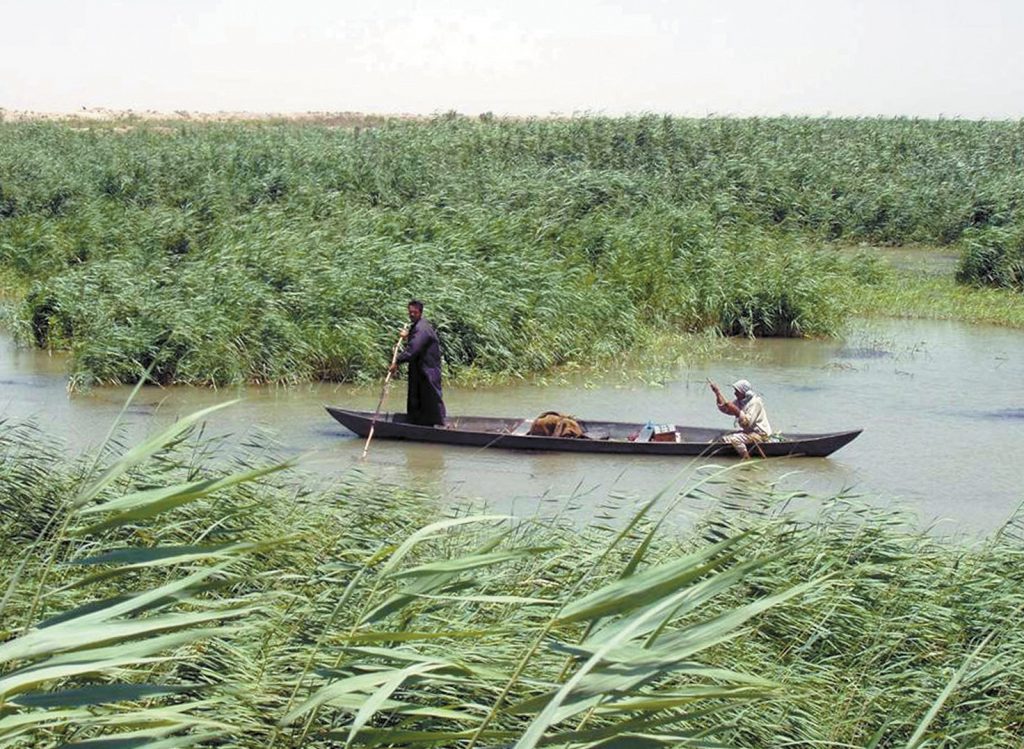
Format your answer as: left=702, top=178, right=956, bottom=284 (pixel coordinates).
left=1, top=318, right=1022, bottom=536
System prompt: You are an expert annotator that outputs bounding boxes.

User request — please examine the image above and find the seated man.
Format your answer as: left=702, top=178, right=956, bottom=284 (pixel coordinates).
left=708, top=379, right=772, bottom=458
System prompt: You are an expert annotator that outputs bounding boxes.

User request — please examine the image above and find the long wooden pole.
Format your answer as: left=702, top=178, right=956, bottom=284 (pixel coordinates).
left=362, top=329, right=406, bottom=460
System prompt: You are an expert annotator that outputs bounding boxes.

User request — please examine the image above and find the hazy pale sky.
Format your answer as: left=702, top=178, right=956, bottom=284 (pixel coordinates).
left=3, top=0, right=1023, bottom=118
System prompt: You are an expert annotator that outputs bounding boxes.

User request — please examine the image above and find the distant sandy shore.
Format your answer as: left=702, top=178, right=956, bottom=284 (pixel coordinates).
left=0, top=107, right=428, bottom=126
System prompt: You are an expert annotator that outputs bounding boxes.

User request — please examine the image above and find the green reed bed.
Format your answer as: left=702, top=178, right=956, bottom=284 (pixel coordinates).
left=4, top=178, right=859, bottom=387
left=1, top=409, right=1021, bottom=747
left=957, top=225, right=1024, bottom=291
left=3, top=117, right=1023, bottom=386
left=852, top=271, right=1024, bottom=328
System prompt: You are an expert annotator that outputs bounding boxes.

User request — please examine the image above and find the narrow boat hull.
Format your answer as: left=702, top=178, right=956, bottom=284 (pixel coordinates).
left=326, top=408, right=861, bottom=458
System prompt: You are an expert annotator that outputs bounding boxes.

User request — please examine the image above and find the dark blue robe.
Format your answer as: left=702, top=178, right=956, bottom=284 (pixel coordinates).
left=396, top=318, right=446, bottom=426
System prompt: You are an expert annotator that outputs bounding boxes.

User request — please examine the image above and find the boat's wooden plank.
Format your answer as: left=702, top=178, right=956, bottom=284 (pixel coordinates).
left=511, top=419, right=533, bottom=436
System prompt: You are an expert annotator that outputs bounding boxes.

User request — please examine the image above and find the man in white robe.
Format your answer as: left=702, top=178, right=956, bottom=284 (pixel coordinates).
left=709, top=379, right=772, bottom=458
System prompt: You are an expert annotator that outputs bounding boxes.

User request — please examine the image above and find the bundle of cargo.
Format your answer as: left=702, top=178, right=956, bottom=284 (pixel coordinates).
left=632, top=422, right=678, bottom=443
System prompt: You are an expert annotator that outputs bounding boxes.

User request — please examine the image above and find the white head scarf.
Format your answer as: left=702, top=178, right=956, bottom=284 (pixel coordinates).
left=731, top=379, right=755, bottom=405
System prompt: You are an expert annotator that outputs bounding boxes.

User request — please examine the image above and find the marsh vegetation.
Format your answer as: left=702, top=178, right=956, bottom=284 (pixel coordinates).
left=1, top=116, right=1021, bottom=387
left=1, top=408, right=1022, bottom=748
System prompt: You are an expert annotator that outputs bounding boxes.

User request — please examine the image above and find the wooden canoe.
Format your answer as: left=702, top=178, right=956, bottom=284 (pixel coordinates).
left=325, top=407, right=862, bottom=458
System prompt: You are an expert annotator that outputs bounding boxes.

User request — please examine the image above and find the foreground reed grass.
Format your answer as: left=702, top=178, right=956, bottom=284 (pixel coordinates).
left=3, top=116, right=1022, bottom=387
left=1, top=406, right=1022, bottom=747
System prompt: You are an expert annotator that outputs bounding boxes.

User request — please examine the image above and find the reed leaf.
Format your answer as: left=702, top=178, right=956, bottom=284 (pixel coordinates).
left=557, top=534, right=748, bottom=624
left=389, top=547, right=554, bottom=579
left=8, top=683, right=199, bottom=708
left=72, top=400, right=239, bottom=508
left=73, top=462, right=290, bottom=534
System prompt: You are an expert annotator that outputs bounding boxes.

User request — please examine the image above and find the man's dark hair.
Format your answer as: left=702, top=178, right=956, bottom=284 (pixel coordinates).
left=408, top=299, right=424, bottom=312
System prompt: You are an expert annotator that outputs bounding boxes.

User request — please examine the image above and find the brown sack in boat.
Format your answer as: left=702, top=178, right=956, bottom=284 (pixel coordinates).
left=528, top=411, right=587, bottom=438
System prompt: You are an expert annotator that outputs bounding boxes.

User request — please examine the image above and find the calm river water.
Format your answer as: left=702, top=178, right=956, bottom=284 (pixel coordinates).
left=1, top=319, right=1021, bottom=536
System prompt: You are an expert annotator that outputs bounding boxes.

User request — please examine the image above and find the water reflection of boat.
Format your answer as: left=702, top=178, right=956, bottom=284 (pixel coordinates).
left=326, top=408, right=862, bottom=458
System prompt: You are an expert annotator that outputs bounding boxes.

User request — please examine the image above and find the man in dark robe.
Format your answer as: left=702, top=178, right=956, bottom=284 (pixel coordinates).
left=389, top=300, right=446, bottom=426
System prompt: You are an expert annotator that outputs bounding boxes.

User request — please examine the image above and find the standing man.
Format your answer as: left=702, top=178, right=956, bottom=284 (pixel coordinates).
left=708, top=378, right=772, bottom=458
left=390, top=300, right=446, bottom=427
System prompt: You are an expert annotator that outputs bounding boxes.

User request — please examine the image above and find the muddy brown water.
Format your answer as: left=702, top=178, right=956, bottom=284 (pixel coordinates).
left=2, top=319, right=1022, bottom=536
